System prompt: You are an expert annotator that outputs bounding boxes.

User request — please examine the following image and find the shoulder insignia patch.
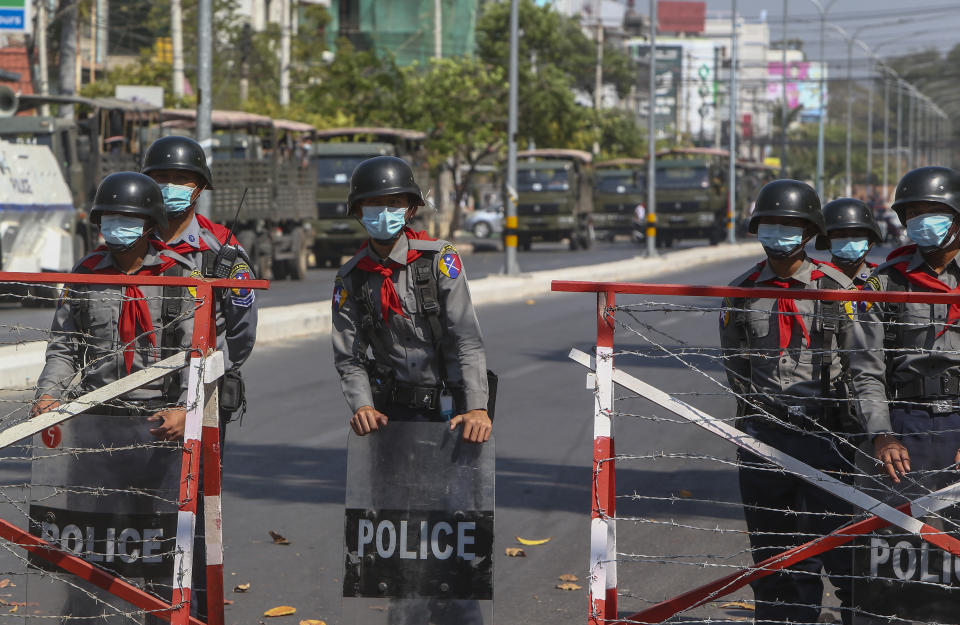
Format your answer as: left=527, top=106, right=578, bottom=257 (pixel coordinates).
left=843, top=299, right=873, bottom=321
left=333, top=276, right=348, bottom=311
left=439, top=244, right=462, bottom=279
left=865, top=276, right=882, bottom=292
left=229, top=263, right=255, bottom=308
left=187, top=269, right=203, bottom=299
left=720, top=296, right=732, bottom=329
left=56, top=286, right=70, bottom=309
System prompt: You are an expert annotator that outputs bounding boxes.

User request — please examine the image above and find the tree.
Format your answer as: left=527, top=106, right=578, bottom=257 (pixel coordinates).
left=407, top=57, right=508, bottom=233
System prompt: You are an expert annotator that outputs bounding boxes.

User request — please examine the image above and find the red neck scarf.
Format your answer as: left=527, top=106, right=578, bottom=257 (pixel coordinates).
left=355, top=228, right=436, bottom=324
left=80, top=244, right=180, bottom=372
left=196, top=214, right=239, bottom=246
left=747, top=260, right=827, bottom=352
left=886, top=244, right=960, bottom=337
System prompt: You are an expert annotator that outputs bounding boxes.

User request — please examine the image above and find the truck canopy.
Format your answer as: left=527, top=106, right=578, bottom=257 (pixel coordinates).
left=518, top=148, right=592, bottom=164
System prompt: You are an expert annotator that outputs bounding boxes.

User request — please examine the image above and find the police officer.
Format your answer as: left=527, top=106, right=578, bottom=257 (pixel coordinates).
left=141, top=136, right=257, bottom=370
left=848, top=166, right=960, bottom=486
left=815, top=198, right=883, bottom=286
left=141, top=135, right=257, bottom=426
left=32, top=172, right=194, bottom=437
left=720, top=180, right=856, bottom=625
left=332, top=156, right=492, bottom=443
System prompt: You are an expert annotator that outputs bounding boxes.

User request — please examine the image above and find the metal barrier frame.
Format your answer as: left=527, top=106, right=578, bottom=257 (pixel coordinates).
left=551, top=279, right=960, bottom=625
left=0, top=271, right=268, bottom=625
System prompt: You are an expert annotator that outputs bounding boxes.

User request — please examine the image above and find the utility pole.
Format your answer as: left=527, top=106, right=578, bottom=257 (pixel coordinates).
left=58, top=0, right=78, bottom=119
left=896, top=79, right=902, bottom=183
left=172, top=0, right=184, bottom=99
left=95, top=0, right=106, bottom=72
left=907, top=88, right=914, bottom=171
left=594, top=0, right=603, bottom=111
left=646, top=0, right=658, bottom=257
left=196, top=0, right=213, bottom=217
left=280, top=0, right=291, bottom=107
left=727, top=0, right=737, bottom=245
left=504, top=0, right=520, bottom=275
left=882, top=72, right=888, bottom=201
left=780, top=0, right=787, bottom=175
left=844, top=36, right=853, bottom=196
left=434, top=0, right=442, bottom=59
left=37, top=0, right=50, bottom=116
left=865, top=62, right=874, bottom=199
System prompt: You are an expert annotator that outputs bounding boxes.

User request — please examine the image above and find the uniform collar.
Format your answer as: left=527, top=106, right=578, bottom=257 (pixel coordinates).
left=166, top=216, right=203, bottom=249
left=907, top=247, right=960, bottom=275
left=94, top=245, right=170, bottom=272
left=365, top=234, right=410, bottom=266
left=757, top=256, right=815, bottom=285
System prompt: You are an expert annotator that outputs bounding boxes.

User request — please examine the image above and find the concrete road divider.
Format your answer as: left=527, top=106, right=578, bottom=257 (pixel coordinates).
left=0, top=242, right=762, bottom=389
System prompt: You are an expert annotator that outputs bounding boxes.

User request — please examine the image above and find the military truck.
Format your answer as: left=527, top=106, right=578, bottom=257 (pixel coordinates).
left=309, top=127, right=428, bottom=267
left=3, top=91, right=163, bottom=257
left=514, top=149, right=594, bottom=251
left=160, top=109, right=317, bottom=280
left=593, top=158, right=646, bottom=241
left=652, top=148, right=730, bottom=247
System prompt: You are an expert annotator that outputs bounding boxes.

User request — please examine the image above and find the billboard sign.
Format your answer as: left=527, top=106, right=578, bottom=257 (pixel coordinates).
left=766, top=61, right=827, bottom=118
left=631, top=44, right=683, bottom=137
left=657, top=1, right=706, bottom=34
left=0, top=0, right=29, bottom=34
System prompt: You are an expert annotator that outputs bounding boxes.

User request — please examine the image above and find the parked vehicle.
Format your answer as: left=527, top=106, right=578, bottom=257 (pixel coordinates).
left=593, top=158, right=646, bottom=240
left=514, top=149, right=594, bottom=251
left=463, top=204, right=503, bottom=239
left=160, top=109, right=317, bottom=280
left=309, top=128, right=429, bottom=267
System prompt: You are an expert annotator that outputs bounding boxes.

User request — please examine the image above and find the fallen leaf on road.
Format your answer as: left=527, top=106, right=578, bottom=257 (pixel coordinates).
left=0, top=580, right=10, bottom=589
left=556, top=582, right=582, bottom=591
left=526, top=299, right=536, bottom=305
left=299, top=621, right=326, bottom=625
left=264, top=606, right=296, bottom=617
left=558, top=574, right=578, bottom=582
left=516, top=536, right=551, bottom=546
left=678, top=489, right=693, bottom=498
left=224, top=600, right=234, bottom=606
left=8, top=606, right=16, bottom=613
left=505, top=547, right=526, bottom=557
left=269, top=530, right=291, bottom=545
left=719, top=601, right=755, bottom=611
left=234, top=583, right=251, bottom=593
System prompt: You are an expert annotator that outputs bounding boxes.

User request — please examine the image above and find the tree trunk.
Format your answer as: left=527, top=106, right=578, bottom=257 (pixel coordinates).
left=57, top=0, right=78, bottom=119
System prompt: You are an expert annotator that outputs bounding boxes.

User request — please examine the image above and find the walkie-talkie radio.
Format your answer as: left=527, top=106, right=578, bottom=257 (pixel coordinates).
left=211, top=187, right=248, bottom=279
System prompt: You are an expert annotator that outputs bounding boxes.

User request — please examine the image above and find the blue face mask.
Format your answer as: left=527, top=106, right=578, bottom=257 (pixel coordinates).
left=830, top=236, right=871, bottom=262
left=159, top=183, right=196, bottom=215
left=100, top=215, right=146, bottom=250
left=907, top=213, right=954, bottom=248
left=361, top=205, right=407, bottom=240
left=757, top=223, right=806, bottom=256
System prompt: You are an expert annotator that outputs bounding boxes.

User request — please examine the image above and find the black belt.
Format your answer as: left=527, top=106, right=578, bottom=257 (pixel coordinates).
left=390, top=383, right=442, bottom=411
left=895, top=376, right=960, bottom=400
left=893, top=399, right=960, bottom=416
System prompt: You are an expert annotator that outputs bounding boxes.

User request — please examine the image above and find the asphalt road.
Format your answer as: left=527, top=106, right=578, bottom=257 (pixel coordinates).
left=0, top=242, right=895, bottom=623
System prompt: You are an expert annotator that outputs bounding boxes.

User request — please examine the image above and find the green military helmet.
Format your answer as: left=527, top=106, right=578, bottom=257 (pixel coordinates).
left=891, top=166, right=960, bottom=225
left=90, top=172, right=168, bottom=229
left=141, top=135, right=214, bottom=189
left=748, top=179, right=825, bottom=235
left=347, top=156, right=425, bottom=215
left=815, top=198, right=882, bottom=250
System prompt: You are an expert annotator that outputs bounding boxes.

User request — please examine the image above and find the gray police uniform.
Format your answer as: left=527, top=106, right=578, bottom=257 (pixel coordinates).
left=720, top=256, right=855, bottom=625
left=164, top=216, right=258, bottom=371
left=847, top=248, right=960, bottom=475
left=332, top=235, right=488, bottom=418
left=36, top=247, right=195, bottom=408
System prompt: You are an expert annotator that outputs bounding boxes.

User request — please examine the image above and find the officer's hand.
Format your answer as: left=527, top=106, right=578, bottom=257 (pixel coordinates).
left=351, top=405, right=388, bottom=436
left=148, top=408, right=187, bottom=441
left=30, top=395, right=60, bottom=417
left=450, top=409, right=492, bottom=443
left=874, top=434, right=910, bottom=483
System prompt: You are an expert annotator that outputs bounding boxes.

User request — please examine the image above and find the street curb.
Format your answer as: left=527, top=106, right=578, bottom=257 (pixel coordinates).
left=2, top=242, right=762, bottom=389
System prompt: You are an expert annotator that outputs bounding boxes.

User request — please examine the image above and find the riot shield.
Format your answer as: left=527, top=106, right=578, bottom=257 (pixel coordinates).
left=852, top=436, right=960, bottom=624
left=26, top=413, right=181, bottom=623
left=342, top=422, right=494, bottom=625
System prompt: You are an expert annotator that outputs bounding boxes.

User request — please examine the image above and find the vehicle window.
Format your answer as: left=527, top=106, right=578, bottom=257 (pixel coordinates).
left=655, top=166, right=709, bottom=189
left=517, top=168, right=569, bottom=192
left=597, top=174, right=645, bottom=194
left=316, top=156, right=373, bottom=185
